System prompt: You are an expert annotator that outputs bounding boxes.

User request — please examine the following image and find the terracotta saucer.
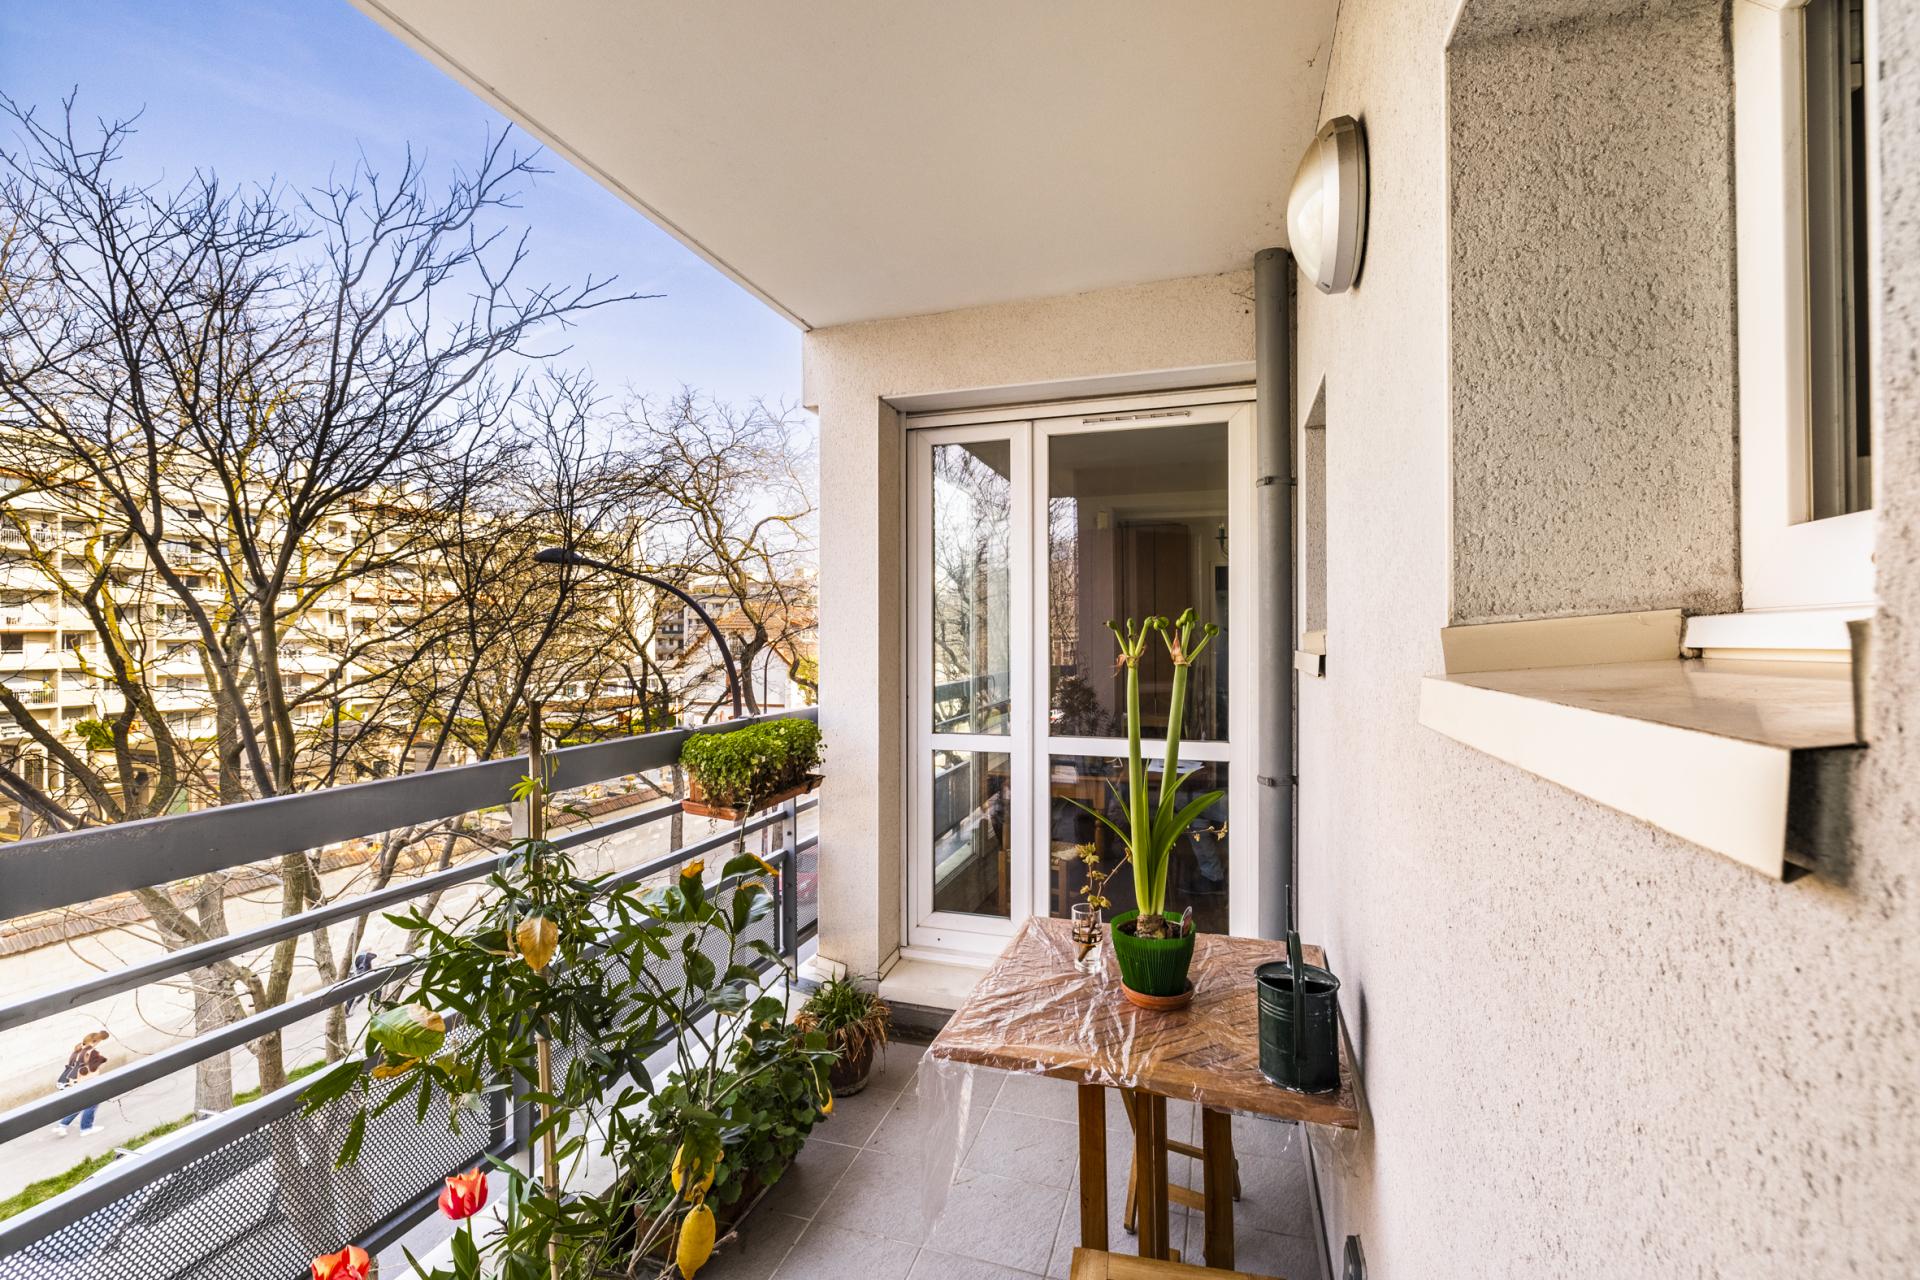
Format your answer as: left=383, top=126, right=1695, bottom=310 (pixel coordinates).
left=1121, top=982, right=1194, bottom=1012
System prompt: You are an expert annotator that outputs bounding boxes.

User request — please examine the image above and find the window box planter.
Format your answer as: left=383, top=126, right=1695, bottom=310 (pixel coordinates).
left=683, top=772, right=822, bottom=822
left=679, top=719, right=825, bottom=821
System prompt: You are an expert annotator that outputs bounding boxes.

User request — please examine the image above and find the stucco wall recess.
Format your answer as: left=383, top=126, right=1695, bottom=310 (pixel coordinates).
left=1448, top=1, right=1741, bottom=624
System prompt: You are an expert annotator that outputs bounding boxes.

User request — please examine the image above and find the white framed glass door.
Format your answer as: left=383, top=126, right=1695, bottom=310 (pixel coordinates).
left=908, top=423, right=1033, bottom=950
left=1028, top=406, right=1254, bottom=940
left=907, top=397, right=1258, bottom=956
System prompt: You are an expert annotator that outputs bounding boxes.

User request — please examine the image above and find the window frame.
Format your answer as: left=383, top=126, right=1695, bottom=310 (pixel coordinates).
left=1730, top=0, right=1876, bottom=615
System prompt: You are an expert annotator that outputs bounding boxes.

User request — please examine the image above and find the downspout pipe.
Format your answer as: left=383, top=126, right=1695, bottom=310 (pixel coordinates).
left=1254, top=248, right=1295, bottom=939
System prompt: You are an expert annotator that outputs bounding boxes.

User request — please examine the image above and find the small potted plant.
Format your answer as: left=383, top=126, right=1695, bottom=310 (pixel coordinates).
left=795, top=977, right=891, bottom=1095
left=1069, top=610, right=1224, bottom=1010
left=680, top=718, right=824, bottom=821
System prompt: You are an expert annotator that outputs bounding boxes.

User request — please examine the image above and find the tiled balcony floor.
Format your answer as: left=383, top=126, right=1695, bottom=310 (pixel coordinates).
left=704, top=1040, right=1326, bottom=1280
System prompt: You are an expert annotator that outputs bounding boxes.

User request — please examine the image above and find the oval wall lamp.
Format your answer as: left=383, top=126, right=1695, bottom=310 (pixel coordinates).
left=1286, top=115, right=1369, bottom=294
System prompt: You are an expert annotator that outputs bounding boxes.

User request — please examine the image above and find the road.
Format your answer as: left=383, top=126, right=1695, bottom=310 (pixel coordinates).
left=0, top=800, right=811, bottom=1206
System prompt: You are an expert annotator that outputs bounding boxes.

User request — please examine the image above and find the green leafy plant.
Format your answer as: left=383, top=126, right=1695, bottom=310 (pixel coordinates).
left=69, top=717, right=114, bottom=752
left=622, top=1030, right=825, bottom=1220
left=1069, top=609, right=1224, bottom=941
left=679, top=719, right=823, bottom=811
left=304, top=777, right=835, bottom=1280
left=795, top=978, right=889, bottom=1092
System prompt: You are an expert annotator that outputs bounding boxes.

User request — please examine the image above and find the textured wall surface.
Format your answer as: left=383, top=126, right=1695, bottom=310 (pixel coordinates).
left=1298, top=0, right=1920, bottom=1275
left=1448, top=0, right=1741, bottom=623
left=801, top=273, right=1255, bottom=978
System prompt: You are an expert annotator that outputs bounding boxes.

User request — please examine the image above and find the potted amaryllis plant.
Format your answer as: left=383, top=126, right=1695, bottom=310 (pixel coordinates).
left=303, top=769, right=837, bottom=1280
left=1070, top=610, right=1225, bottom=1010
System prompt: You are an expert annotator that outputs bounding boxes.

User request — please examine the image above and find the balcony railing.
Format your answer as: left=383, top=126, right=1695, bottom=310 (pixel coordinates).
left=0, top=708, right=819, bottom=1279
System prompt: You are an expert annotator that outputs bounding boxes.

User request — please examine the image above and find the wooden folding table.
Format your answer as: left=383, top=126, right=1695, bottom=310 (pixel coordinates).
left=928, top=917, right=1360, bottom=1270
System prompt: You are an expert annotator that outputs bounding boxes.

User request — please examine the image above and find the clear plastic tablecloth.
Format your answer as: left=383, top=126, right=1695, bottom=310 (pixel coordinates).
left=916, top=917, right=1358, bottom=1228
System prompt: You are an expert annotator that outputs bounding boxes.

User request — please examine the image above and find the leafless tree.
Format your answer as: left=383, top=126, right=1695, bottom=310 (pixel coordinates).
left=614, top=390, right=817, bottom=719
left=0, top=95, right=642, bottom=1106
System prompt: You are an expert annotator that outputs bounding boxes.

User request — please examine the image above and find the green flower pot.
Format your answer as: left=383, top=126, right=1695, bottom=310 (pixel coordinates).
left=1108, top=910, right=1195, bottom=1002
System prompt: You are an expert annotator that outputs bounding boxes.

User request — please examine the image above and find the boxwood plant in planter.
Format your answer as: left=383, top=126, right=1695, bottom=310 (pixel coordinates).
left=302, top=779, right=837, bottom=1280
left=1070, top=610, right=1224, bottom=1010
left=680, top=719, right=824, bottom=822
left=795, top=978, right=891, bottom=1095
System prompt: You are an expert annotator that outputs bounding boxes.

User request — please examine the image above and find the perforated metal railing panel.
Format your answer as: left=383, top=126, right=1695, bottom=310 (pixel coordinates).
left=0, top=1051, right=492, bottom=1280
left=796, top=841, right=819, bottom=939
left=0, top=870, right=792, bottom=1280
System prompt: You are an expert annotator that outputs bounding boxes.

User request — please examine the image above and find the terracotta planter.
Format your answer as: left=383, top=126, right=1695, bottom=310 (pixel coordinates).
left=1109, top=910, right=1195, bottom=1008
left=826, top=1039, right=877, bottom=1096
left=681, top=774, right=822, bottom=823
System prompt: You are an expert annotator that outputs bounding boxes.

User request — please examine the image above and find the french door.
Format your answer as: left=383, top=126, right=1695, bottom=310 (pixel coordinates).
left=908, top=396, right=1256, bottom=957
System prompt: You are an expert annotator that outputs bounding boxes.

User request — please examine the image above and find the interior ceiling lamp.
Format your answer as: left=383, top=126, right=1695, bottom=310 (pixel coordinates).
left=1287, top=115, right=1369, bottom=294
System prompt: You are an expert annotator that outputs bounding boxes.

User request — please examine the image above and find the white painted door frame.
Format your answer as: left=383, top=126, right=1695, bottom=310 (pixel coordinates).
left=904, top=390, right=1260, bottom=960
left=906, top=420, right=1034, bottom=951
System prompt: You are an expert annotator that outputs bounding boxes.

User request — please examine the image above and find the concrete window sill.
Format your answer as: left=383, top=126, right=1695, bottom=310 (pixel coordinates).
left=1419, top=611, right=1864, bottom=880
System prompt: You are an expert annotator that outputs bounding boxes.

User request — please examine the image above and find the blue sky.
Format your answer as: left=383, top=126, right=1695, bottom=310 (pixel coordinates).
left=0, top=0, right=802, bottom=409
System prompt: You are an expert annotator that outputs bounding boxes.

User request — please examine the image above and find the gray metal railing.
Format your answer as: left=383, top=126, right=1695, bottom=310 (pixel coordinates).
left=0, top=709, right=820, bottom=1276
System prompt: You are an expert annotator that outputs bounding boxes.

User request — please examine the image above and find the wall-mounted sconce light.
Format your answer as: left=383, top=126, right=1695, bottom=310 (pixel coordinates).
left=1287, top=115, right=1369, bottom=294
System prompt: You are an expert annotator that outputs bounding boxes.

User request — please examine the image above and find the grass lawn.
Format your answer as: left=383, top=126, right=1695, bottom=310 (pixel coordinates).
left=0, top=1060, right=327, bottom=1222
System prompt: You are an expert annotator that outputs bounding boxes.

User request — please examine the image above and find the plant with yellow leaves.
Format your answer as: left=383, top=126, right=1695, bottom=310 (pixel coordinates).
left=307, top=788, right=834, bottom=1280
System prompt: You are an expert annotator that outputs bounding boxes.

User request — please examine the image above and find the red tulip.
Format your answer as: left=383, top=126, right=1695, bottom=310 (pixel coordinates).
left=438, top=1167, right=488, bottom=1220
left=311, top=1245, right=370, bottom=1280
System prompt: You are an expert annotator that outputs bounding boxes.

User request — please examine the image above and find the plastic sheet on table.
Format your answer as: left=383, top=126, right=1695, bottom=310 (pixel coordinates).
left=918, top=916, right=1358, bottom=1227
left=916, top=1048, right=989, bottom=1233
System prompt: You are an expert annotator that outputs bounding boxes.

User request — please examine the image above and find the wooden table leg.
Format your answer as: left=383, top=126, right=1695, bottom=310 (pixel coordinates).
left=1132, top=1091, right=1171, bottom=1260
left=1076, top=1084, right=1108, bottom=1251
left=1201, top=1107, right=1235, bottom=1269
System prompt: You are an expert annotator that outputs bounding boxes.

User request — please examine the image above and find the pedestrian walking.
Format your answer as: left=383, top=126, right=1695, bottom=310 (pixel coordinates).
left=52, top=1030, right=110, bottom=1136
left=344, top=949, right=378, bottom=1013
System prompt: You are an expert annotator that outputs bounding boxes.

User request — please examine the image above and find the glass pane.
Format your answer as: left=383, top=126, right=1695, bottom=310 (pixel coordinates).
left=931, top=441, right=1012, bottom=734
left=931, top=750, right=1013, bottom=917
left=1044, top=755, right=1228, bottom=933
left=1047, top=422, right=1229, bottom=741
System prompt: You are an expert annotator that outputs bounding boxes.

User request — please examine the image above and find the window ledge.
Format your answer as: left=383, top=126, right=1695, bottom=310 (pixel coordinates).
left=1296, top=629, right=1327, bottom=677
left=1420, top=611, right=1864, bottom=880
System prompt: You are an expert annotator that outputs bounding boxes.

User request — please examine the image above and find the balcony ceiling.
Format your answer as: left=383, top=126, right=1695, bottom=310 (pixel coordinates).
left=350, top=0, right=1338, bottom=329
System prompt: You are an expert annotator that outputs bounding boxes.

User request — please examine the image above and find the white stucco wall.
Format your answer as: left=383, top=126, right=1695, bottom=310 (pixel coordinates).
left=802, top=273, right=1255, bottom=979
left=798, top=0, right=1918, bottom=1269
left=1297, top=0, right=1920, bottom=1275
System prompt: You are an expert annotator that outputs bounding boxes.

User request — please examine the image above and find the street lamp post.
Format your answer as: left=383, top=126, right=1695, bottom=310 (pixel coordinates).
left=533, top=547, right=745, bottom=720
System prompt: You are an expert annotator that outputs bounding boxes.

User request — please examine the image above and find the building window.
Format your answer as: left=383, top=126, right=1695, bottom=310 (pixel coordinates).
left=1730, top=0, right=1876, bottom=612
left=1805, top=0, right=1870, bottom=519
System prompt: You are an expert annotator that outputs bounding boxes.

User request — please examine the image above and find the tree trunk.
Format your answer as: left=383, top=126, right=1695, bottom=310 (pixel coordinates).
left=312, top=914, right=348, bottom=1064
left=246, top=853, right=309, bottom=1093
left=670, top=763, right=685, bottom=851
left=190, top=877, right=236, bottom=1114
left=250, top=1028, right=288, bottom=1095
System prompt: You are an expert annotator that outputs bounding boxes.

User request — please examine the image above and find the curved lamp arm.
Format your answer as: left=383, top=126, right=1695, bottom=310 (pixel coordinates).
left=533, top=546, right=745, bottom=720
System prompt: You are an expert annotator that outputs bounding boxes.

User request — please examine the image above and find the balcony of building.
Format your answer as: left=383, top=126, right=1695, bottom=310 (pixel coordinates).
left=0, top=0, right=1915, bottom=1277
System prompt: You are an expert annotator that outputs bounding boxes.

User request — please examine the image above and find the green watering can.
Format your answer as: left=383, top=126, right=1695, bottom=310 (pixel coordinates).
left=1254, top=930, right=1341, bottom=1093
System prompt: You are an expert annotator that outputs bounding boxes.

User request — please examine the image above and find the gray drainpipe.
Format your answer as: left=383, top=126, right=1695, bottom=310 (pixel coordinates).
left=1254, top=248, right=1295, bottom=939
